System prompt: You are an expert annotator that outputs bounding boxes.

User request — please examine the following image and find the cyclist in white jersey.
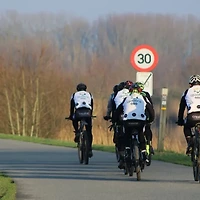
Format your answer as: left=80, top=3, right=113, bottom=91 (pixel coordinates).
left=103, top=84, right=118, bottom=120
left=114, top=83, right=155, bottom=163
left=177, top=74, right=200, bottom=155
left=114, top=81, right=131, bottom=109
left=112, top=80, right=133, bottom=169
left=68, top=83, right=94, bottom=157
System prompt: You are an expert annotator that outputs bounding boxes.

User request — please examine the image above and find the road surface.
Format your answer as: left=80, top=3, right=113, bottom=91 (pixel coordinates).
left=0, top=139, right=199, bottom=200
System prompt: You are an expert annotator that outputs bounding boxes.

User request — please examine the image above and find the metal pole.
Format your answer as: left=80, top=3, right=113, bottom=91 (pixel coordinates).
left=157, top=88, right=168, bottom=152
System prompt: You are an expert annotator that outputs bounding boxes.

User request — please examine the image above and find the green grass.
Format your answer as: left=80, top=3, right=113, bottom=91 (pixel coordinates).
left=0, top=133, right=193, bottom=200
left=153, top=150, right=192, bottom=166
left=0, top=173, right=16, bottom=200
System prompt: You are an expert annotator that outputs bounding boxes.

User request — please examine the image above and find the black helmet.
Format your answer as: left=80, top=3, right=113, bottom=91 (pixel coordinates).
left=76, top=83, right=87, bottom=91
left=113, top=85, right=118, bottom=93
left=118, top=81, right=125, bottom=91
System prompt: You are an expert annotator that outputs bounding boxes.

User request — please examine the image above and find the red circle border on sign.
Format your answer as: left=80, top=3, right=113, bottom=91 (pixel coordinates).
left=130, top=44, right=159, bottom=72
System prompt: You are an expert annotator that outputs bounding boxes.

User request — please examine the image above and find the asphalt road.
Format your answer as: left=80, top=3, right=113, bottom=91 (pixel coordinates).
left=0, top=139, right=199, bottom=200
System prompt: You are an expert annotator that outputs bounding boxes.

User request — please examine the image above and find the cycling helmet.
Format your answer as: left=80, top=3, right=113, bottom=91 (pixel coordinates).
left=124, top=80, right=133, bottom=89
left=135, top=82, right=144, bottom=92
left=113, top=85, right=118, bottom=93
left=118, top=81, right=125, bottom=91
left=76, top=83, right=87, bottom=91
left=129, top=82, right=140, bottom=93
left=189, top=75, right=200, bottom=85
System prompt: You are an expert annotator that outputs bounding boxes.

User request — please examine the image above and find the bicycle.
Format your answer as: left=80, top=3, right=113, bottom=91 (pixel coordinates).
left=123, top=123, right=145, bottom=181
left=191, top=123, right=200, bottom=182
left=107, top=120, right=122, bottom=163
left=66, top=116, right=96, bottom=165
left=176, top=121, right=200, bottom=182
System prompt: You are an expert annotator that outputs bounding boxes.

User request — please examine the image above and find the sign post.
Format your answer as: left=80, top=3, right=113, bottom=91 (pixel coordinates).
left=136, top=72, right=153, bottom=96
left=130, top=44, right=160, bottom=151
left=157, top=88, right=168, bottom=152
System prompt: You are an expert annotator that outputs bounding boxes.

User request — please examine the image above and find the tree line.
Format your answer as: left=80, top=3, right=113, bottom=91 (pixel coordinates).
left=0, top=11, right=200, bottom=152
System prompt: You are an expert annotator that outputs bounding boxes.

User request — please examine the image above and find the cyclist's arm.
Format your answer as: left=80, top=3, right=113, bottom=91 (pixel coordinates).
left=106, top=94, right=113, bottom=116
left=113, top=99, right=125, bottom=121
left=70, top=95, right=75, bottom=117
left=178, top=94, right=187, bottom=121
left=145, top=91, right=153, bottom=105
left=145, top=102, right=155, bottom=123
left=90, top=93, right=94, bottom=114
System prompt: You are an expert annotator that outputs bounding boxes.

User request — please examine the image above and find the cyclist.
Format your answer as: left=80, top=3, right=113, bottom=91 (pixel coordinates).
left=114, top=81, right=133, bottom=109
left=68, top=83, right=94, bottom=157
left=103, top=84, right=118, bottom=121
left=177, top=74, right=200, bottom=155
left=112, top=80, right=133, bottom=169
left=114, top=83, right=155, bottom=163
left=135, top=82, right=155, bottom=164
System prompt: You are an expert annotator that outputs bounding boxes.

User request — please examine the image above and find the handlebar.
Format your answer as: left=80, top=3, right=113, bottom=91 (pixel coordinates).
left=65, top=116, right=97, bottom=120
left=175, top=121, right=185, bottom=126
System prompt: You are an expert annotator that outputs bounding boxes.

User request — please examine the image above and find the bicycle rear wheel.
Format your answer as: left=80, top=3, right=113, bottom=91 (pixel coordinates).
left=78, top=134, right=84, bottom=164
left=133, top=141, right=141, bottom=181
left=82, top=131, right=89, bottom=165
left=192, top=138, right=200, bottom=182
left=115, top=145, right=120, bottom=162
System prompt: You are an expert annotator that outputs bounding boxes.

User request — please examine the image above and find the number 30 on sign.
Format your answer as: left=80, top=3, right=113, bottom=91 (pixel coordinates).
left=130, top=44, right=159, bottom=72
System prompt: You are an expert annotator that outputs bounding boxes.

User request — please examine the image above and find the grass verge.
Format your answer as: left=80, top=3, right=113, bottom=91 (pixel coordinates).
left=0, top=133, right=192, bottom=200
left=0, top=173, right=16, bottom=200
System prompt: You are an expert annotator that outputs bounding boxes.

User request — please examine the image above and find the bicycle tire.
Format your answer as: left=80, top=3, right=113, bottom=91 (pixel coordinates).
left=78, top=134, right=84, bottom=164
left=124, top=163, right=128, bottom=175
left=115, top=145, right=120, bottom=162
left=133, top=140, right=141, bottom=181
left=82, top=130, right=89, bottom=165
left=192, top=137, right=199, bottom=181
left=146, top=153, right=152, bottom=167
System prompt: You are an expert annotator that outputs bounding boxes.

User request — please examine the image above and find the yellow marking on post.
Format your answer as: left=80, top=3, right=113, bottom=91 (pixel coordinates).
left=161, top=107, right=166, bottom=110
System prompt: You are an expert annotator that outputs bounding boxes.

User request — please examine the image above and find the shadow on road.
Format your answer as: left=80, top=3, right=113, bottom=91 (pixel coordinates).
left=0, top=150, right=195, bottom=184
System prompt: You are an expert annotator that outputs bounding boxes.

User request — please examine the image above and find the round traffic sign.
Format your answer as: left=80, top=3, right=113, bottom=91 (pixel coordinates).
left=130, top=44, right=159, bottom=72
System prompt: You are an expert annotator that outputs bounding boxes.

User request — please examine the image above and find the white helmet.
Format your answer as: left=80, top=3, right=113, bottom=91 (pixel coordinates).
left=189, top=74, right=200, bottom=85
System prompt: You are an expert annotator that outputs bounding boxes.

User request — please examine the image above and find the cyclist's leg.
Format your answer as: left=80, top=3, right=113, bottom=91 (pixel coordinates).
left=184, top=122, right=193, bottom=155
left=117, top=127, right=126, bottom=169
left=144, top=124, right=154, bottom=155
left=86, top=117, right=93, bottom=156
left=123, top=125, right=133, bottom=163
left=144, top=124, right=152, bottom=144
left=113, top=126, right=118, bottom=144
left=138, top=125, right=147, bottom=161
left=72, top=119, right=79, bottom=142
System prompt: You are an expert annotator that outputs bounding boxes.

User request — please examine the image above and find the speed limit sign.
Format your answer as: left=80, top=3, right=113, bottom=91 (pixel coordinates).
left=130, top=44, right=159, bottom=72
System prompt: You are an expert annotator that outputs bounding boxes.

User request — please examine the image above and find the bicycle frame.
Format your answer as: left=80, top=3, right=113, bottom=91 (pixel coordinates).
left=124, top=127, right=143, bottom=181
left=191, top=123, right=200, bottom=182
left=79, top=118, right=88, bottom=133
left=77, top=116, right=96, bottom=164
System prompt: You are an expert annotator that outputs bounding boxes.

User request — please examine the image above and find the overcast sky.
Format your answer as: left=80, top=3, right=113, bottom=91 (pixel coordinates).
left=0, top=0, right=200, bottom=21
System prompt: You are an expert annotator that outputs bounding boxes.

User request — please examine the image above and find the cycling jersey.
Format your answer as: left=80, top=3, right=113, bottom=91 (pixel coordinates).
left=114, top=88, right=129, bottom=109
left=71, top=91, right=93, bottom=110
left=122, top=92, right=147, bottom=121
left=178, top=85, right=200, bottom=117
